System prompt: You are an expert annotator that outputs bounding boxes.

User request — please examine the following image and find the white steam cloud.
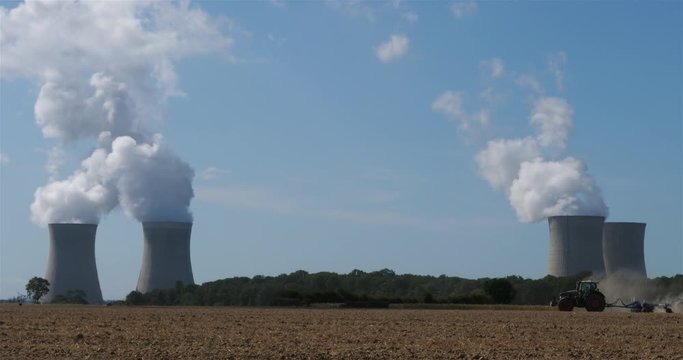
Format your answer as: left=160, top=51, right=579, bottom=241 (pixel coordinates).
left=475, top=97, right=608, bottom=222
left=510, top=157, right=607, bottom=222
left=106, top=135, right=194, bottom=223
left=31, top=135, right=194, bottom=224
left=31, top=148, right=117, bottom=225
left=1, top=0, right=230, bottom=225
left=34, top=72, right=136, bottom=142
left=476, top=137, right=540, bottom=192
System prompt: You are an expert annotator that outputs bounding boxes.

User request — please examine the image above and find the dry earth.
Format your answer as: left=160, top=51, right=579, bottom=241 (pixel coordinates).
left=1, top=304, right=682, bottom=359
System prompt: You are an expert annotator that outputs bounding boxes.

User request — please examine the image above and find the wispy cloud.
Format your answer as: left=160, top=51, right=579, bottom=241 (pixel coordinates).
left=327, top=0, right=376, bottom=22
left=549, top=51, right=568, bottom=92
left=219, top=17, right=252, bottom=40
left=432, top=90, right=466, bottom=119
left=480, top=58, right=504, bottom=79
left=270, top=0, right=286, bottom=8
left=322, top=209, right=515, bottom=232
left=391, top=0, right=418, bottom=23
left=402, top=11, right=418, bottom=23
left=196, top=186, right=305, bottom=215
left=320, top=208, right=444, bottom=230
left=45, top=146, right=65, bottom=179
left=0, top=152, right=9, bottom=166
left=432, top=90, right=489, bottom=132
left=479, top=87, right=506, bottom=107
left=198, top=166, right=230, bottom=180
left=375, top=34, right=409, bottom=63
left=516, top=74, right=545, bottom=95
left=451, top=1, right=477, bottom=19
left=267, top=33, right=286, bottom=47
left=364, top=190, right=400, bottom=204
left=196, top=185, right=508, bottom=233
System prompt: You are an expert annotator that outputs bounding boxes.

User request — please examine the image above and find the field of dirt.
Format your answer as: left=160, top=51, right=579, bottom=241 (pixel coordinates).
left=1, top=304, right=681, bottom=359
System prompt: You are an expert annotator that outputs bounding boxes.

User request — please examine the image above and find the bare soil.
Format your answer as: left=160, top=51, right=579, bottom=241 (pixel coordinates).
left=1, top=304, right=681, bottom=359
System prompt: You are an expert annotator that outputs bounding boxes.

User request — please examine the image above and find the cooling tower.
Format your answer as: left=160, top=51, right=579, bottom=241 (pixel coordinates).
left=43, top=223, right=104, bottom=304
left=602, top=222, right=647, bottom=278
left=547, top=216, right=606, bottom=277
left=136, top=221, right=194, bottom=293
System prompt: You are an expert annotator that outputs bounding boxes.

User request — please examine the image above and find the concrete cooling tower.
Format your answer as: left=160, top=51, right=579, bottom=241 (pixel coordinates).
left=602, top=222, right=647, bottom=278
left=136, top=222, right=194, bottom=293
left=43, top=223, right=104, bottom=304
left=547, top=216, right=606, bottom=277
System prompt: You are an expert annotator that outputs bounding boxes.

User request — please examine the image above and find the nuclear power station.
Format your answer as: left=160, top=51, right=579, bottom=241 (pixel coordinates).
left=43, top=223, right=104, bottom=304
left=136, top=221, right=194, bottom=293
left=38, top=221, right=195, bottom=303
left=546, top=216, right=648, bottom=278
left=602, top=222, right=647, bottom=278
left=547, top=216, right=606, bottom=277
left=37, top=213, right=649, bottom=303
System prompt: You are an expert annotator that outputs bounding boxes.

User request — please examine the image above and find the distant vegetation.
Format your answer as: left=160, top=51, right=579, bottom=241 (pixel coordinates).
left=124, top=269, right=683, bottom=307
left=52, top=289, right=88, bottom=304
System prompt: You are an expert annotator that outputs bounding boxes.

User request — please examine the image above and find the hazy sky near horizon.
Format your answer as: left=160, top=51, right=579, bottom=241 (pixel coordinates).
left=1, top=0, right=681, bottom=300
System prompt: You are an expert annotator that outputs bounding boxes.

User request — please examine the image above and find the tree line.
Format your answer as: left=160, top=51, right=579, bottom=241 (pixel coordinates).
left=21, top=270, right=683, bottom=305
left=124, top=269, right=683, bottom=307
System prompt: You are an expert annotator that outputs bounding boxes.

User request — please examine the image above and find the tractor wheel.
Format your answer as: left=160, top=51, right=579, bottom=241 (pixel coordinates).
left=585, top=294, right=606, bottom=312
left=558, top=297, right=574, bottom=312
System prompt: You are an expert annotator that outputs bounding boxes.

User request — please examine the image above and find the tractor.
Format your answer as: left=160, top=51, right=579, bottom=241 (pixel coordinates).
left=556, top=280, right=606, bottom=312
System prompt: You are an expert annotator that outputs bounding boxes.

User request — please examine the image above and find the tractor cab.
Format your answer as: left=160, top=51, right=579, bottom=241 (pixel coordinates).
left=578, top=281, right=598, bottom=295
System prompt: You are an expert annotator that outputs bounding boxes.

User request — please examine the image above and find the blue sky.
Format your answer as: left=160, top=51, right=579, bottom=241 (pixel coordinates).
left=1, top=1, right=681, bottom=300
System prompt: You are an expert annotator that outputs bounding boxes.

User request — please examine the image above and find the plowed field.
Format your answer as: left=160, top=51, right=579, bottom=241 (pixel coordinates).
left=1, top=304, right=681, bottom=359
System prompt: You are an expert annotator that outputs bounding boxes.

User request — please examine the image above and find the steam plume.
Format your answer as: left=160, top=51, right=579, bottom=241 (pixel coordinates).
left=1, top=0, right=230, bottom=225
left=105, top=135, right=194, bottom=222
left=30, top=149, right=116, bottom=225
left=34, top=72, right=136, bottom=142
left=530, top=97, right=573, bottom=150
left=476, top=97, right=608, bottom=222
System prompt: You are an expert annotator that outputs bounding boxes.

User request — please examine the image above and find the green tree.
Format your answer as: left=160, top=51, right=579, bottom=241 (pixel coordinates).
left=25, top=277, right=50, bottom=303
left=483, top=278, right=516, bottom=304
